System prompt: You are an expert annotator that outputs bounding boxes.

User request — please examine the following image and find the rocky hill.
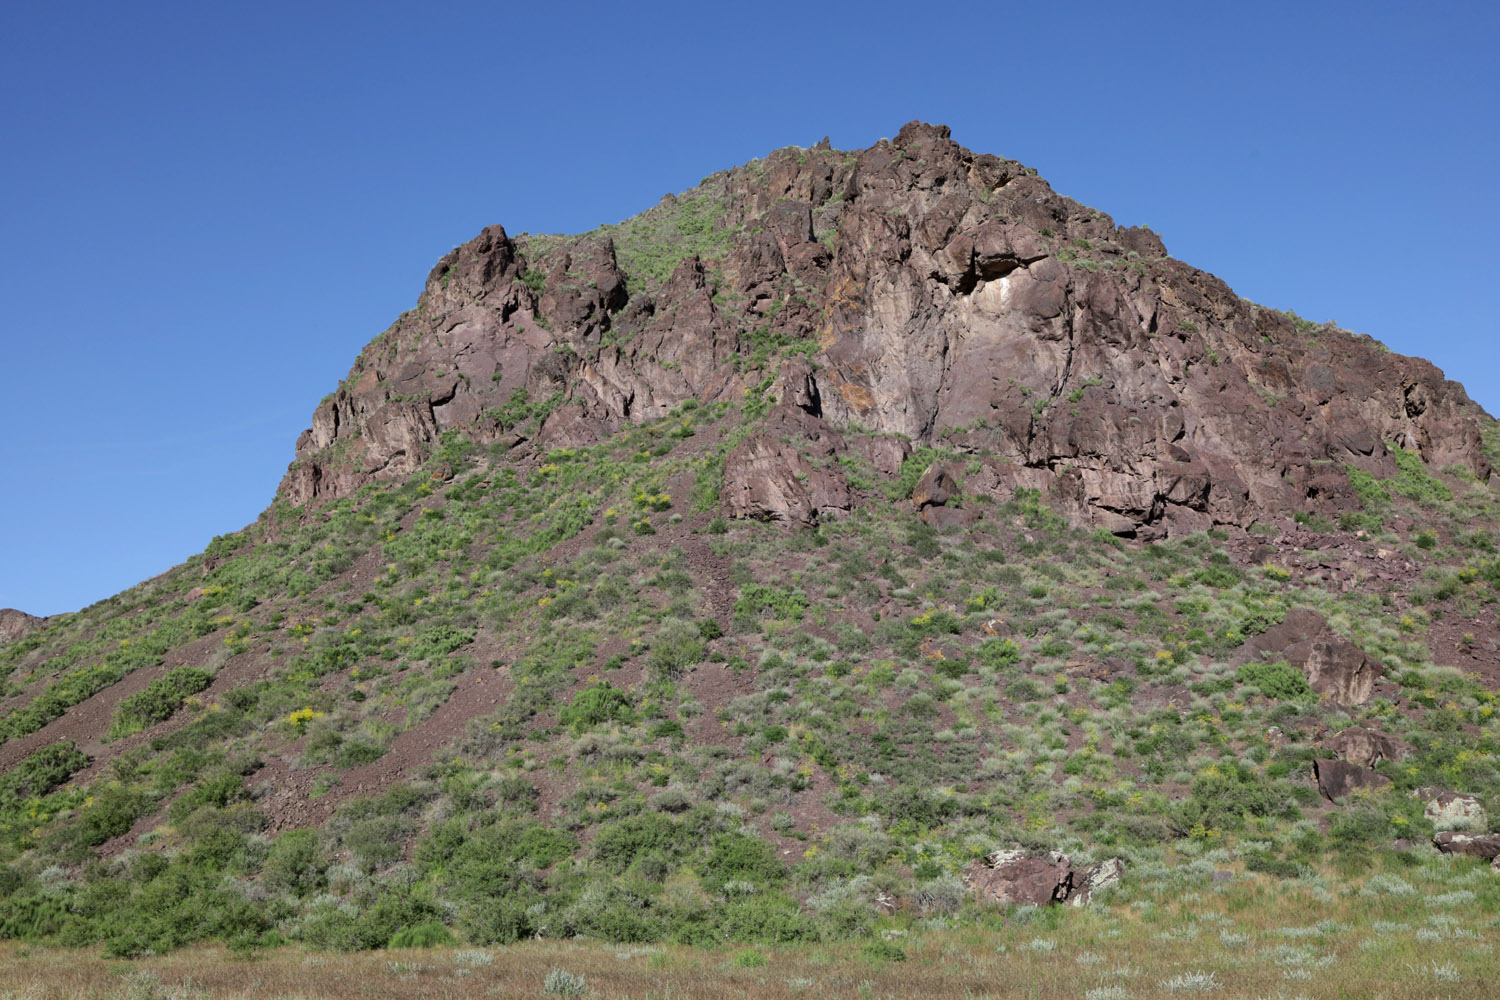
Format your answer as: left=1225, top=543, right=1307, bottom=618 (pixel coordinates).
left=283, top=121, right=1487, bottom=536
left=2, top=123, right=1499, bottom=960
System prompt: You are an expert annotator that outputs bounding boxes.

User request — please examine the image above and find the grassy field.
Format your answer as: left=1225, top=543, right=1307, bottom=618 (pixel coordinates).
left=2, top=850, right=1496, bottom=1000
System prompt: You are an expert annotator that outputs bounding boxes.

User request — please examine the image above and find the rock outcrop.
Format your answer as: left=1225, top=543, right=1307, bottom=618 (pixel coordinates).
left=279, top=123, right=1491, bottom=537
left=721, top=404, right=851, bottom=524
left=1432, top=831, right=1500, bottom=860
left=962, top=848, right=1122, bottom=907
left=1240, top=608, right=1383, bottom=704
left=1324, top=726, right=1409, bottom=768
left=0, top=609, right=44, bottom=644
left=1413, top=788, right=1488, bottom=832
left=1313, top=758, right=1391, bottom=801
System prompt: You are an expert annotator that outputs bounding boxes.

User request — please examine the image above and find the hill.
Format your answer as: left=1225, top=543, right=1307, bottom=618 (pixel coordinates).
left=2, top=123, right=1499, bottom=969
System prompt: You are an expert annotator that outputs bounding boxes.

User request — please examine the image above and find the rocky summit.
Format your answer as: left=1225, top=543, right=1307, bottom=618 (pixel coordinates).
left=283, top=121, right=1487, bottom=536
left=3, top=124, right=1500, bottom=973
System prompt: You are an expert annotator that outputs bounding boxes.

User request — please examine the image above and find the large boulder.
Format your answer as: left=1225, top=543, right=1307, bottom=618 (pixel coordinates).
left=721, top=406, right=851, bottom=525
left=1433, top=831, right=1500, bottom=860
left=962, top=849, right=1122, bottom=907
left=1325, top=726, right=1410, bottom=768
left=912, top=464, right=957, bottom=510
left=1240, top=608, right=1382, bottom=705
left=1413, top=788, right=1488, bottom=832
left=1313, top=758, right=1391, bottom=801
left=1304, top=639, right=1382, bottom=705
left=1070, top=856, right=1125, bottom=906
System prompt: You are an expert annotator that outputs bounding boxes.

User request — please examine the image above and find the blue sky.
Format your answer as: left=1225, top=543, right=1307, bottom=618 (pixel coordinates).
left=2, top=1, right=1496, bottom=616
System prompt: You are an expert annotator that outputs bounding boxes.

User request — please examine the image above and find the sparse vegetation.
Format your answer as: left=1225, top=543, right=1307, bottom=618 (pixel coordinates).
left=2, top=133, right=1499, bottom=999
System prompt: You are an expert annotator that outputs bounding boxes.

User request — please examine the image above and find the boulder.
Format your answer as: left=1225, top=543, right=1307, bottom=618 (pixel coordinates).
left=912, top=465, right=957, bottom=509
left=1325, top=726, right=1410, bottom=768
left=1412, top=788, right=1488, bottom=832
left=1313, top=758, right=1391, bottom=801
left=963, top=848, right=1122, bottom=907
left=721, top=406, right=851, bottom=525
left=1304, top=638, right=1381, bottom=705
left=1239, top=608, right=1382, bottom=705
left=965, top=852, right=1070, bottom=906
left=1070, top=857, right=1125, bottom=905
left=1433, top=831, right=1500, bottom=860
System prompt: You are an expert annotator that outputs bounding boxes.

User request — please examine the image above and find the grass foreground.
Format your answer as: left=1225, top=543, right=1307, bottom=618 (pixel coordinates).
left=2, top=850, right=1496, bottom=1000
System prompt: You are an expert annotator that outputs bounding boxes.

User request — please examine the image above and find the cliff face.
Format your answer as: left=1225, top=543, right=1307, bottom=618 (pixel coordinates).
left=280, top=122, right=1489, bottom=536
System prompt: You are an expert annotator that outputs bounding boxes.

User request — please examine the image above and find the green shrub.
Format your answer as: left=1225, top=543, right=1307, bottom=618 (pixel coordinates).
left=408, top=624, right=474, bottom=661
left=1004, top=678, right=1044, bottom=702
left=733, top=584, right=808, bottom=623
left=1345, top=465, right=1389, bottom=512
left=1389, top=448, right=1452, bottom=505
left=1236, top=660, right=1312, bottom=701
left=1242, top=851, right=1301, bottom=878
left=264, top=829, right=326, bottom=896
left=646, top=618, right=705, bottom=679
left=1194, top=565, right=1240, bottom=588
left=1174, top=762, right=1290, bottom=833
left=699, top=831, right=785, bottom=890
left=344, top=816, right=407, bottom=871
left=559, top=682, right=636, bottom=733
left=976, top=638, right=1022, bottom=670
left=388, top=920, right=456, bottom=949
left=108, top=667, right=214, bottom=739
left=1338, top=511, right=1384, bottom=533
left=49, top=783, right=151, bottom=853
left=303, top=887, right=441, bottom=951
left=879, top=785, right=957, bottom=831
left=672, top=893, right=818, bottom=945
left=594, top=813, right=692, bottom=869
left=862, top=939, right=907, bottom=962
left=1330, top=803, right=1395, bottom=851
left=0, top=741, right=88, bottom=808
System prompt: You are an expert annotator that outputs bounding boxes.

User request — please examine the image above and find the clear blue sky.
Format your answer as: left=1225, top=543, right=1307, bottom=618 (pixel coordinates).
left=2, top=1, right=1496, bottom=616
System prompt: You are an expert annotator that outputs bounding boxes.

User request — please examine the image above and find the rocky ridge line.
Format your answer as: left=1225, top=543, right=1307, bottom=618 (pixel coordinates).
left=280, top=122, right=1491, bottom=537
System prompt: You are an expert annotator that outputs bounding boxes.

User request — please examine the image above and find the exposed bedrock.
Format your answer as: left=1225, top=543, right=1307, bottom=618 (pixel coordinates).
left=280, top=123, right=1491, bottom=537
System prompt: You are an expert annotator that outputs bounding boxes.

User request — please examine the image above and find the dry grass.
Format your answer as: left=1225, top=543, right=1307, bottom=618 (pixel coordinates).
left=2, top=870, right=1497, bottom=1000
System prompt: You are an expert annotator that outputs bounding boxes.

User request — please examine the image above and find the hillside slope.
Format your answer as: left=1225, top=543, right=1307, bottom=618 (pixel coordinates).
left=2, top=123, right=1499, bottom=958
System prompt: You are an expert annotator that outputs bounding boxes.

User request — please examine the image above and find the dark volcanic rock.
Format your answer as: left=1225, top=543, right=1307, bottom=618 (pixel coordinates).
left=722, top=404, right=851, bottom=524
left=1432, top=831, right=1500, bottom=860
left=912, top=464, right=956, bottom=510
left=1325, top=726, right=1409, bottom=768
left=962, top=849, right=1122, bottom=907
left=964, top=852, right=1072, bottom=906
left=279, top=123, right=1492, bottom=536
left=1240, top=608, right=1383, bottom=705
left=1304, top=638, right=1383, bottom=706
left=1313, top=758, right=1392, bottom=801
